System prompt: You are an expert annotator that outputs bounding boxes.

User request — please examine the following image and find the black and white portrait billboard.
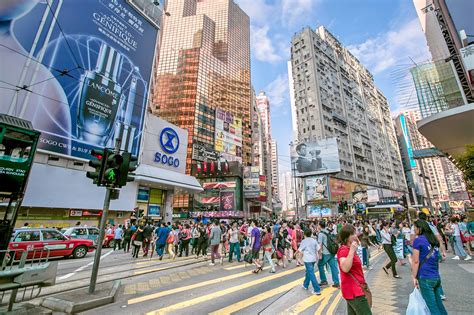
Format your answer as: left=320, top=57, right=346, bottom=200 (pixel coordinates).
left=291, top=138, right=341, bottom=177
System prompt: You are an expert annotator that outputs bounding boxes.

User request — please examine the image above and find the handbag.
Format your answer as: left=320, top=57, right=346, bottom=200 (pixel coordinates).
left=243, top=251, right=253, bottom=263
left=460, top=231, right=467, bottom=244
left=348, top=272, right=372, bottom=308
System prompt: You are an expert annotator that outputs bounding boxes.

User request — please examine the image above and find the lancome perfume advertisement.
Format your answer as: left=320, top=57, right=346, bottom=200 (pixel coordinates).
left=0, top=0, right=158, bottom=159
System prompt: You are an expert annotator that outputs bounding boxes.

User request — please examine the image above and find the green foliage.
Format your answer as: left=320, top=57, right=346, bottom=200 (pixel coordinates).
left=455, top=145, right=474, bottom=190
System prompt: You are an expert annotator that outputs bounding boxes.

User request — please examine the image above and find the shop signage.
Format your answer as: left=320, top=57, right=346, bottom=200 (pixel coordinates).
left=192, top=143, right=220, bottom=162
left=69, top=210, right=83, bottom=217
left=220, top=191, right=235, bottom=211
left=142, top=116, right=188, bottom=173
left=214, top=108, right=243, bottom=163
left=148, top=204, right=161, bottom=216
left=190, top=211, right=244, bottom=218
left=192, top=161, right=241, bottom=178
left=305, top=176, right=328, bottom=202
left=202, top=182, right=236, bottom=190
left=259, top=175, right=267, bottom=202
left=243, top=166, right=260, bottom=198
left=307, top=205, right=331, bottom=217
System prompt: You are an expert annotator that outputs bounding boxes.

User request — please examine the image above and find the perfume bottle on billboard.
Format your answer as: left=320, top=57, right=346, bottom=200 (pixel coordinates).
left=77, top=43, right=124, bottom=145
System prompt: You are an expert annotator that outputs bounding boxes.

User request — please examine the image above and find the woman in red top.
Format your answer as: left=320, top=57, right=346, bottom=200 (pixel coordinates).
left=337, top=224, right=372, bottom=315
left=261, top=226, right=276, bottom=273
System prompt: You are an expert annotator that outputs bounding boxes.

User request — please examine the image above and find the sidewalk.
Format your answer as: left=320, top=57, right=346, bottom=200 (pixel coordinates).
left=335, top=250, right=474, bottom=314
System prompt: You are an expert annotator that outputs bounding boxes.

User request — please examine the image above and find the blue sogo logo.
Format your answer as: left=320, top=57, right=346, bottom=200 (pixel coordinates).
left=160, top=127, right=180, bottom=154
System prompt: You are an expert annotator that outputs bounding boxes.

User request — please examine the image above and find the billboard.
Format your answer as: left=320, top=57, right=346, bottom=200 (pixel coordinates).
left=141, top=116, right=188, bottom=174
left=243, top=166, right=260, bottom=198
left=0, top=0, right=158, bottom=159
left=220, top=191, right=235, bottom=211
left=291, top=138, right=340, bottom=177
left=304, top=176, right=328, bottom=202
left=399, top=114, right=416, bottom=169
left=307, top=205, right=331, bottom=218
left=259, top=175, right=267, bottom=202
left=367, top=189, right=380, bottom=203
left=460, top=45, right=474, bottom=84
left=214, top=108, right=243, bottom=162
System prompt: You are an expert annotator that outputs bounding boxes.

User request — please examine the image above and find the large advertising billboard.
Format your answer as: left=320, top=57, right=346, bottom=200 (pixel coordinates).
left=291, top=138, right=340, bottom=177
left=0, top=0, right=158, bottom=159
left=304, top=176, right=328, bottom=202
left=214, top=108, right=243, bottom=163
left=243, top=166, right=260, bottom=198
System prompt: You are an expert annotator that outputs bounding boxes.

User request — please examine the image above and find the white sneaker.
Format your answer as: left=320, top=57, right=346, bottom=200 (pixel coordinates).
left=464, top=255, right=472, bottom=261
left=311, top=290, right=322, bottom=295
left=209, top=262, right=215, bottom=266
left=452, top=256, right=460, bottom=260
left=440, top=295, right=446, bottom=301
left=302, top=285, right=308, bottom=290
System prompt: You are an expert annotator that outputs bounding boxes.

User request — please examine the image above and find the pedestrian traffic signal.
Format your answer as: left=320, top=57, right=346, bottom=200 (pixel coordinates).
left=86, top=149, right=107, bottom=186
left=117, top=152, right=138, bottom=187
left=103, top=151, right=123, bottom=186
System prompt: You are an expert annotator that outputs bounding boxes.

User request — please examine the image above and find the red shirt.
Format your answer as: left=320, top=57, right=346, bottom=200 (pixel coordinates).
left=337, top=245, right=366, bottom=300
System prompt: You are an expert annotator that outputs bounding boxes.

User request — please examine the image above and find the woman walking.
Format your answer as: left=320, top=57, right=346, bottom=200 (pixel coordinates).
left=411, top=220, right=448, bottom=315
left=275, top=227, right=287, bottom=268
left=448, top=217, right=472, bottom=261
left=337, top=224, right=372, bottom=315
left=381, top=222, right=400, bottom=278
left=131, top=225, right=144, bottom=258
left=228, top=222, right=241, bottom=263
left=261, top=226, right=276, bottom=273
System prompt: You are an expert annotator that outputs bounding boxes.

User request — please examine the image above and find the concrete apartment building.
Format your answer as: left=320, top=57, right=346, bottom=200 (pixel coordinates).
left=270, top=139, right=280, bottom=202
left=289, top=26, right=406, bottom=208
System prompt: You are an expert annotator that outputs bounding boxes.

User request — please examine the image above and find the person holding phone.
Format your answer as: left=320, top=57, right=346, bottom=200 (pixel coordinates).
left=337, top=224, right=372, bottom=314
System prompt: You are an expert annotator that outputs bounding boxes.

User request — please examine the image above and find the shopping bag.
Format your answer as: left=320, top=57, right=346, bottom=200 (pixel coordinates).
left=406, top=288, right=430, bottom=315
left=395, top=239, right=404, bottom=259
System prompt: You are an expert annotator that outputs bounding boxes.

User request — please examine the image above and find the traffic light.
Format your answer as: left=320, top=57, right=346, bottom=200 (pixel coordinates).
left=103, top=151, right=123, bottom=186
left=343, top=201, right=348, bottom=211
left=86, top=149, right=106, bottom=186
left=117, top=152, right=138, bottom=187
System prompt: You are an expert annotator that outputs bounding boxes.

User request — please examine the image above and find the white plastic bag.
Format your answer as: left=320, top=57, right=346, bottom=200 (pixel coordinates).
left=406, top=288, right=430, bottom=315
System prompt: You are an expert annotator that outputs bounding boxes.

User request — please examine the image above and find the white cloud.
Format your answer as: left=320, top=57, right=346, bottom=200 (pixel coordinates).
left=235, top=0, right=276, bottom=26
left=251, top=25, right=283, bottom=63
left=281, top=0, right=319, bottom=27
left=266, top=74, right=289, bottom=108
left=348, top=18, right=431, bottom=74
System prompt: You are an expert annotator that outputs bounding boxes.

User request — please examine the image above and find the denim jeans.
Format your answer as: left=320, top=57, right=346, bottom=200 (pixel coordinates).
left=264, top=250, right=276, bottom=271
left=229, top=242, right=241, bottom=262
left=361, top=247, right=369, bottom=267
left=156, top=242, right=165, bottom=257
left=418, top=278, right=448, bottom=315
left=303, top=261, right=321, bottom=293
left=453, top=236, right=467, bottom=257
left=318, top=254, right=340, bottom=284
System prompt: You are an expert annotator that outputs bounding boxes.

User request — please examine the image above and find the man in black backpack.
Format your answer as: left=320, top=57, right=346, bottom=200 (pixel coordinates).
left=317, top=221, right=340, bottom=288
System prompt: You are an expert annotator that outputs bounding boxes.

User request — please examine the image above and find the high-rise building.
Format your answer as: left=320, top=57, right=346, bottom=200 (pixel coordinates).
left=289, top=26, right=406, bottom=208
left=279, top=171, right=295, bottom=212
left=288, top=61, right=299, bottom=141
left=270, top=139, right=279, bottom=201
left=413, top=0, right=473, bottom=102
left=152, top=0, right=251, bottom=211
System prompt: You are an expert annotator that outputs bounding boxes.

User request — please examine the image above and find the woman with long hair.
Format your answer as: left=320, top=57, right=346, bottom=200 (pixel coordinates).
left=337, top=224, right=372, bottom=314
left=412, top=220, right=447, bottom=315
left=380, top=221, right=400, bottom=278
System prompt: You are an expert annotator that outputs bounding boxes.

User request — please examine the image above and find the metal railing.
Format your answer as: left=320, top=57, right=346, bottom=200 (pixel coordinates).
left=0, top=248, right=55, bottom=311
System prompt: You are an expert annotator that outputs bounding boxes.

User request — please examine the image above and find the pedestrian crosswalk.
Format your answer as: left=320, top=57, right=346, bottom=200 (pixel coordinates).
left=125, top=250, right=385, bottom=315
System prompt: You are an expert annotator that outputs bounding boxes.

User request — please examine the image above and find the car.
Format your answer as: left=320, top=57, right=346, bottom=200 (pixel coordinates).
left=61, top=226, right=116, bottom=248
left=9, top=228, right=95, bottom=260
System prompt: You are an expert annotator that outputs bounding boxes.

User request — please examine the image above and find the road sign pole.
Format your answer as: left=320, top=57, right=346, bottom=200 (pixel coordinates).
left=89, top=131, right=122, bottom=294
left=89, top=187, right=111, bottom=294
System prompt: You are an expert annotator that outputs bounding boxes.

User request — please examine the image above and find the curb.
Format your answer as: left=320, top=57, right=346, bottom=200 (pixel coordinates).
left=40, top=280, right=120, bottom=314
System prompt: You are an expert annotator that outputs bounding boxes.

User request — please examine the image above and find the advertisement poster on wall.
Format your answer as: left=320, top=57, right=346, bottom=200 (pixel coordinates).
left=1, top=0, right=158, bottom=159
left=291, top=138, right=341, bottom=177
left=219, top=191, right=235, bottom=211
left=307, top=205, right=332, bottom=218
left=243, top=166, right=260, bottom=198
left=305, top=176, right=328, bottom=202
left=214, top=108, right=243, bottom=163
left=352, top=190, right=368, bottom=204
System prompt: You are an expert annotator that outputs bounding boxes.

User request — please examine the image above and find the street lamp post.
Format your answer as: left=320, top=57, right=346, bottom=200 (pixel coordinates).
left=290, top=141, right=300, bottom=221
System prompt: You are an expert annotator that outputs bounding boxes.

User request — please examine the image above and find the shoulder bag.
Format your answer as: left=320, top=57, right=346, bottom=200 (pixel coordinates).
left=348, top=272, right=372, bottom=308
left=416, top=246, right=435, bottom=279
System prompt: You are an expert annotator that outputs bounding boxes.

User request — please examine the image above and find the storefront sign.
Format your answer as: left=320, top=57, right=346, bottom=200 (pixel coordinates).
left=190, top=211, right=244, bottom=218
left=148, top=204, right=160, bottom=216
left=244, top=166, right=260, bottom=198
left=367, top=189, right=380, bottom=203
left=220, top=191, right=235, bottom=211
left=259, top=175, right=267, bottom=202
left=69, top=210, right=83, bottom=217
left=307, top=205, right=331, bottom=218
left=215, top=108, right=243, bottom=162
left=137, top=187, right=150, bottom=202
left=192, top=144, right=220, bottom=162
left=203, top=182, right=236, bottom=190
left=142, top=116, right=188, bottom=173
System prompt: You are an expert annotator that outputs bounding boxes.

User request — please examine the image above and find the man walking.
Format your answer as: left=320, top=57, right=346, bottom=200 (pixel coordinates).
left=298, top=229, right=322, bottom=295
left=113, top=225, right=123, bottom=250
left=155, top=223, right=170, bottom=259
left=317, top=221, right=340, bottom=288
left=209, top=220, right=223, bottom=265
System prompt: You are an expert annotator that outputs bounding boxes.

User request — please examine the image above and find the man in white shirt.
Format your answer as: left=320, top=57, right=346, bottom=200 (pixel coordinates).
left=298, top=229, right=322, bottom=295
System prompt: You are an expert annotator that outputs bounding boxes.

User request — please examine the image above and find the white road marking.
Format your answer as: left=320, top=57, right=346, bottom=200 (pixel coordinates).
left=57, top=250, right=114, bottom=281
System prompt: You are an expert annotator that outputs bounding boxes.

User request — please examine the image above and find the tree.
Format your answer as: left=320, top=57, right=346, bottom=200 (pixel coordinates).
left=455, top=145, right=474, bottom=190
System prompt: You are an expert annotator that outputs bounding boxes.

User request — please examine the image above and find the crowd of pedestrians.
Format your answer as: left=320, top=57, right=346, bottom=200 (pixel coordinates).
left=103, top=211, right=472, bottom=315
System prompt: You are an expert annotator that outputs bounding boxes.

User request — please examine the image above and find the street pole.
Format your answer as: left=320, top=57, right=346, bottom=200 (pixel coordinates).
left=89, top=187, right=111, bottom=294
left=89, top=128, right=122, bottom=294
left=292, top=166, right=300, bottom=221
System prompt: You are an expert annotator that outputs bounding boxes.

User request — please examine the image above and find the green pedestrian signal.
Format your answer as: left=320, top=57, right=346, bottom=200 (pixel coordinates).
left=106, top=169, right=116, bottom=181
left=103, top=152, right=123, bottom=186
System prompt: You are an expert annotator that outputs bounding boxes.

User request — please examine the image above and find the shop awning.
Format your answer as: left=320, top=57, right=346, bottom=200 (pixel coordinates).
left=367, top=204, right=404, bottom=209
left=134, top=164, right=203, bottom=194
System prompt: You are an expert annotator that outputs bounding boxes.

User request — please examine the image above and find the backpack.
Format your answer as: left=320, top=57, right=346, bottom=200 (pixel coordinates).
left=296, top=229, right=303, bottom=245
left=166, top=232, right=175, bottom=244
left=322, top=231, right=339, bottom=255
left=179, top=230, right=187, bottom=240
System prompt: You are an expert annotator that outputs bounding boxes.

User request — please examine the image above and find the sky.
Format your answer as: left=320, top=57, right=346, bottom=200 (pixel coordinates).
left=235, top=0, right=432, bottom=175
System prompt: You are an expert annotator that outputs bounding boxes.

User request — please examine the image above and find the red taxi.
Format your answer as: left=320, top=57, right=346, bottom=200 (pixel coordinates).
left=9, top=228, right=95, bottom=259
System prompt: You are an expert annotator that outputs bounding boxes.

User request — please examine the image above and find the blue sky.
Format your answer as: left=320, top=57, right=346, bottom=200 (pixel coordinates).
left=235, top=0, right=431, bottom=174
